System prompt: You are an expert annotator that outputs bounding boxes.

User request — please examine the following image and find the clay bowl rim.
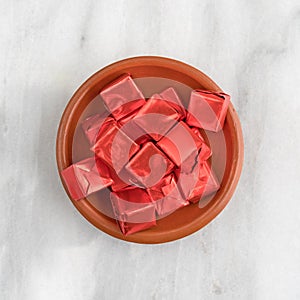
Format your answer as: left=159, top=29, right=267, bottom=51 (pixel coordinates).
left=56, top=56, right=244, bottom=244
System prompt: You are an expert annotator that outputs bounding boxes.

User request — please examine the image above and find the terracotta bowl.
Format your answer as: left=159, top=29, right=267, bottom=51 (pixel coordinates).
left=56, top=56, right=244, bottom=244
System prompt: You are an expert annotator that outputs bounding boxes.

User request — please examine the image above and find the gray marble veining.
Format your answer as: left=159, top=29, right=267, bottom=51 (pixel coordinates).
left=1, top=0, right=300, bottom=299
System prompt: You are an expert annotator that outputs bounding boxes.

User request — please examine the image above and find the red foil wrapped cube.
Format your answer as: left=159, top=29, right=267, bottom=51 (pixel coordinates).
left=110, top=188, right=156, bottom=235
left=100, top=74, right=146, bottom=121
left=117, top=108, right=150, bottom=144
left=186, top=90, right=230, bottom=132
left=96, top=157, right=139, bottom=192
left=190, top=127, right=212, bottom=162
left=61, top=157, right=113, bottom=201
left=133, top=96, right=180, bottom=141
left=178, top=161, right=220, bottom=203
left=81, top=113, right=114, bottom=146
left=125, top=142, right=174, bottom=188
left=157, top=121, right=211, bottom=174
left=147, top=173, right=189, bottom=217
left=92, top=122, right=140, bottom=173
left=159, top=87, right=186, bottom=119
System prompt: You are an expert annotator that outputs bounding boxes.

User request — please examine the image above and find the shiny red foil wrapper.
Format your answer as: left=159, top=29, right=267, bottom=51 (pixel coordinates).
left=159, top=87, right=186, bottom=119
left=178, top=161, right=220, bottom=203
left=100, top=73, right=146, bottom=121
left=190, top=127, right=212, bottom=162
left=92, top=122, right=140, bottom=172
left=81, top=113, right=103, bottom=146
left=147, top=173, right=189, bottom=217
left=61, top=157, right=113, bottom=201
left=110, top=188, right=156, bottom=235
left=96, top=158, right=132, bottom=192
left=81, top=113, right=114, bottom=146
left=133, top=96, right=180, bottom=141
left=90, top=115, right=144, bottom=191
left=186, top=90, right=230, bottom=132
left=157, top=121, right=211, bottom=174
left=117, top=106, right=150, bottom=144
left=125, top=142, right=174, bottom=188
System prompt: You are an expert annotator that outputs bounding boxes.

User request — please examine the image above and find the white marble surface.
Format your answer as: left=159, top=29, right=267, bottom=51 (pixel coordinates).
left=1, top=0, right=300, bottom=299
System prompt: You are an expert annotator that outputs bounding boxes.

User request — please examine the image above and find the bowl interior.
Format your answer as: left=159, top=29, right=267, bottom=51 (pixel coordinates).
left=56, top=57, right=243, bottom=244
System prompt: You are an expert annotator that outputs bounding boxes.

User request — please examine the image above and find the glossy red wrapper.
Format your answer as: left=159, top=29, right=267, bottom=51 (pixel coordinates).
left=96, top=157, right=135, bottom=192
left=117, top=106, right=150, bottom=144
left=147, top=173, right=189, bottom=217
left=159, top=87, right=186, bottom=119
left=81, top=113, right=114, bottom=146
left=61, top=157, right=113, bottom=201
left=100, top=73, right=146, bottom=120
left=125, top=142, right=174, bottom=188
left=157, top=121, right=211, bottom=174
left=133, top=96, right=180, bottom=141
left=81, top=113, right=103, bottom=146
left=92, top=122, right=140, bottom=172
left=110, top=187, right=156, bottom=235
left=186, top=90, right=230, bottom=132
left=178, top=161, right=220, bottom=203
left=190, top=127, right=212, bottom=162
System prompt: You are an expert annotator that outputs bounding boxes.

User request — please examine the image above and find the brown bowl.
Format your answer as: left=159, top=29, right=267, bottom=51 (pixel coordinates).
left=56, top=56, right=244, bottom=244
